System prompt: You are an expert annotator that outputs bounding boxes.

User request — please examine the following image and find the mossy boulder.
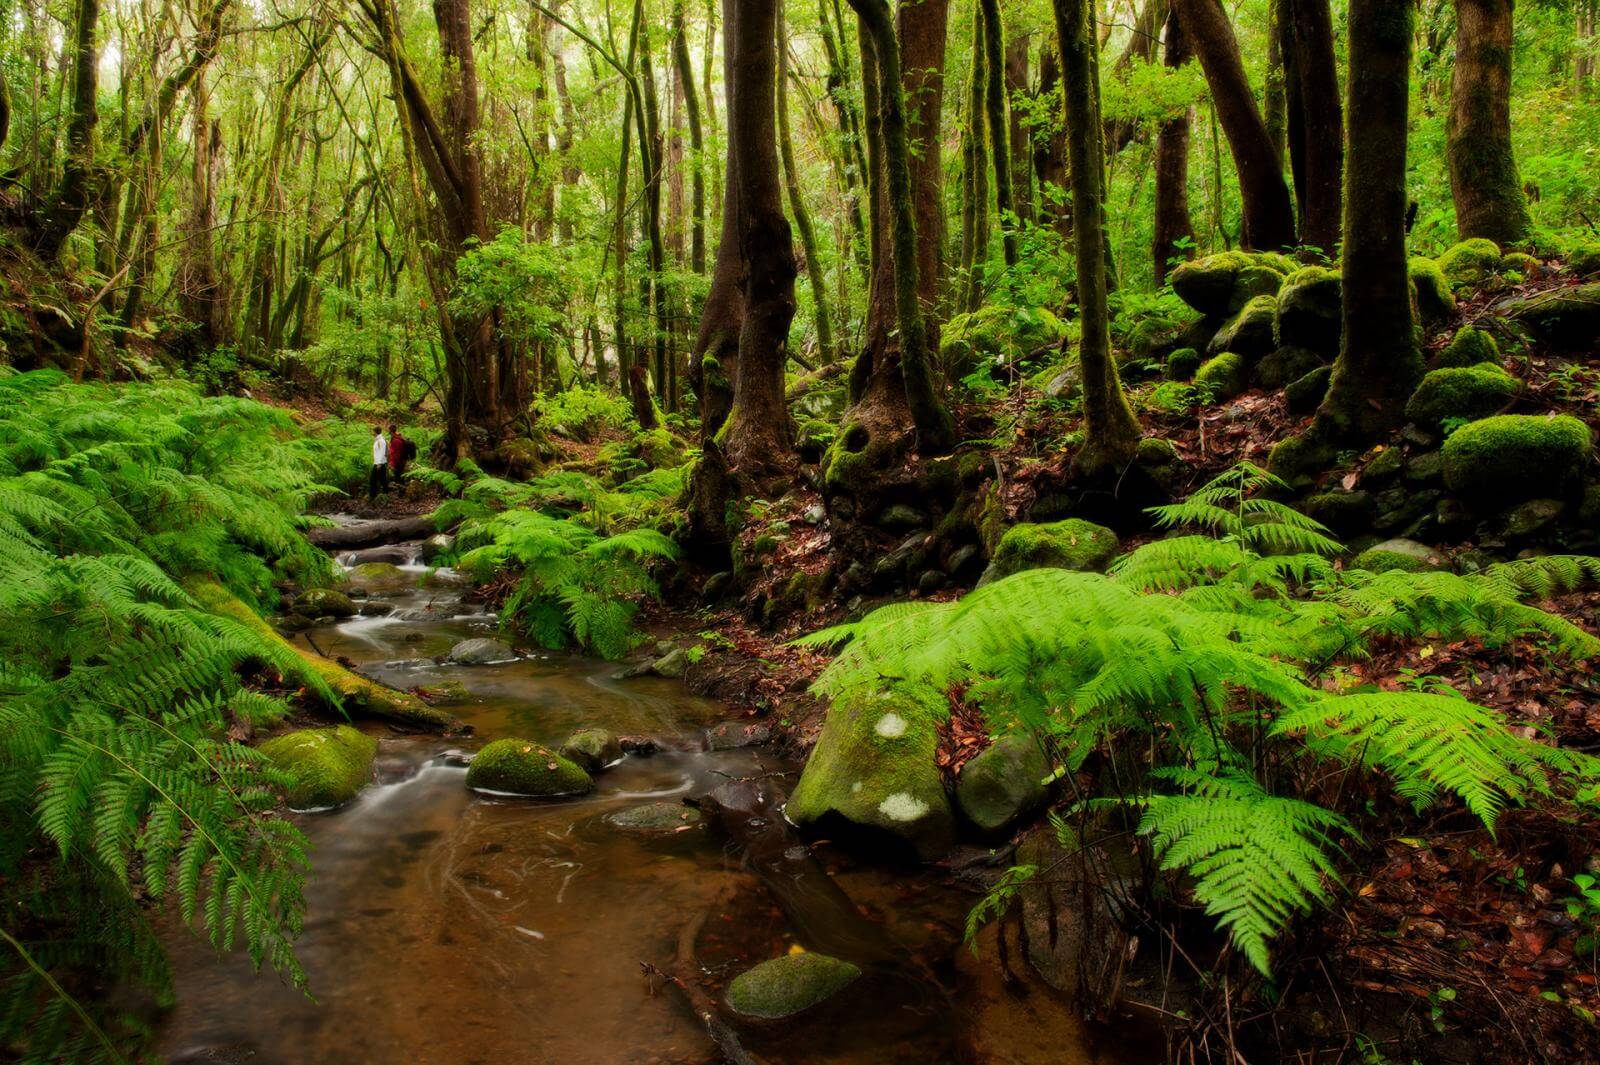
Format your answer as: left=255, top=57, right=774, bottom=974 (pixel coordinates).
left=1165, top=347, right=1201, bottom=381
left=1253, top=345, right=1325, bottom=391
left=1352, top=538, right=1448, bottom=573
left=347, top=562, right=410, bottom=591
left=420, top=533, right=456, bottom=563
left=604, top=801, right=703, bottom=833
left=635, top=427, right=686, bottom=469
left=1301, top=490, right=1376, bottom=537
left=787, top=685, right=954, bottom=857
left=1441, top=414, right=1593, bottom=505
left=1498, top=498, right=1565, bottom=539
left=1404, top=365, right=1516, bottom=430
left=448, top=637, right=516, bottom=665
left=1502, top=251, right=1542, bottom=279
left=1170, top=252, right=1289, bottom=318
left=725, top=952, right=862, bottom=1020
left=1434, top=326, right=1500, bottom=369
left=980, top=519, right=1119, bottom=584
left=466, top=739, right=594, bottom=797
left=260, top=725, right=378, bottom=810
left=956, top=734, right=1050, bottom=834
left=941, top=303, right=1069, bottom=380
left=1284, top=365, right=1332, bottom=414
left=1274, top=266, right=1342, bottom=354
left=1409, top=257, right=1456, bottom=323
left=1194, top=352, right=1250, bottom=401
left=1504, top=283, right=1600, bottom=351
left=1207, top=294, right=1279, bottom=361
left=558, top=728, right=623, bottom=773
left=1438, top=238, right=1503, bottom=286
left=295, top=587, right=357, bottom=618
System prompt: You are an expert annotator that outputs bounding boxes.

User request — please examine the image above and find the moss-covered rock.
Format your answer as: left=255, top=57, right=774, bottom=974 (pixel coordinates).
left=604, top=801, right=702, bottom=833
left=1441, top=414, right=1593, bottom=505
left=1193, top=351, right=1250, bottom=401
left=1438, top=238, right=1503, bottom=286
left=1300, top=490, right=1376, bottom=537
left=1170, top=252, right=1289, bottom=318
left=1352, top=538, right=1448, bottom=573
left=1504, top=283, right=1600, bottom=351
left=1253, top=345, right=1325, bottom=391
left=260, top=725, right=378, bottom=809
left=465, top=739, right=594, bottom=797
left=1498, top=498, right=1565, bottom=538
left=295, top=587, right=357, bottom=618
left=786, top=685, right=954, bottom=857
left=1207, top=294, right=1279, bottom=362
left=1409, top=257, right=1456, bottom=323
left=346, top=562, right=410, bottom=592
left=725, top=952, right=862, bottom=1020
left=1284, top=365, right=1332, bottom=415
left=1433, top=326, right=1500, bottom=369
left=1273, top=266, right=1342, bottom=354
left=634, top=427, right=686, bottom=469
left=1404, top=365, right=1516, bottom=430
left=941, top=303, right=1069, bottom=380
left=558, top=728, right=623, bottom=772
left=448, top=637, right=516, bottom=665
left=1569, top=241, right=1600, bottom=279
left=796, top=418, right=836, bottom=463
left=1501, top=251, right=1541, bottom=279
left=956, top=734, right=1050, bottom=834
left=1165, top=347, right=1201, bottom=381
left=980, top=519, right=1119, bottom=584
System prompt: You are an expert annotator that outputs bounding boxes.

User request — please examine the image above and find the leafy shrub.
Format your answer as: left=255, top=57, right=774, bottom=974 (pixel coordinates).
left=532, top=382, right=636, bottom=442
left=799, top=463, right=1600, bottom=974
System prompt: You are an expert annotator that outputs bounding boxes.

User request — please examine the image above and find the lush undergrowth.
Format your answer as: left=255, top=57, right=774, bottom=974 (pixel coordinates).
left=0, top=369, right=338, bottom=1060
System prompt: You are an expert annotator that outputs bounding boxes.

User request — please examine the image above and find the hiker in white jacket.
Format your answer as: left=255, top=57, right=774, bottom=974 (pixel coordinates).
left=368, top=425, right=389, bottom=500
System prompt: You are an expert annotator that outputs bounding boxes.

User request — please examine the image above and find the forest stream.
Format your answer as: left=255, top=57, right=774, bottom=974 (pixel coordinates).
left=153, top=526, right=1126, bottom=1064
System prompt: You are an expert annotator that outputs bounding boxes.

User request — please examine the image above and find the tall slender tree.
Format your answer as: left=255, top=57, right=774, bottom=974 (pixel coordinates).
left=979, top=0, right=1018, bottom=266
left=1283, top=0, right=1342, bottom=257
left=1153, top=9, right=1195, bottom=284
left=1448, top=0, right=1532, bottom=245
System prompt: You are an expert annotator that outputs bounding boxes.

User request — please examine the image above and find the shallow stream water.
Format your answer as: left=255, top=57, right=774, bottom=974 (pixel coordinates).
left=156, top=538, right=1127, bottom=1064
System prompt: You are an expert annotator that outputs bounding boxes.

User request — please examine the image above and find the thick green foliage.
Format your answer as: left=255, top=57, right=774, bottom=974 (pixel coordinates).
left=0, top=369, right=340, bottom=1057
left=800, top=464, right=1600, bottom=974
left=1441, top=413, right=1593, bottom=503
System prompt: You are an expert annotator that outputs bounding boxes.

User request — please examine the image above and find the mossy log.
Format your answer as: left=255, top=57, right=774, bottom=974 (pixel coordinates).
left=187, top=578, right=458, bottom=732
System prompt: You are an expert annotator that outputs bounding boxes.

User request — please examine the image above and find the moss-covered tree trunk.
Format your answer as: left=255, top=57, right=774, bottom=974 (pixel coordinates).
left=1275, top=0, right=1419, bottom=475
left=1005, top=32, right=1033, bottom=226
left=1032, top=43, right=1072, bottom=246
left=778, top=1, right=839, bottom=367
left=1285, top=0, right=1342, bottom=257
left=979, top=0, right=1018, bottom=267
left=1447, top=0, right=1531, bottom=246
left=845, top=0, right=955, bottom=456
left=958, top=1, right=992, bottom=311
left=1051, top=0, right=1142, bottom=474
left=1169, top=0, right=1297, bottom=251
left=720, top=0, right=798, bottom=479
left=30, top=0, right=99, bottom=258
left=1153, top=9, right=1195, bottom=285
left=670, top=0, right=706, bottom=275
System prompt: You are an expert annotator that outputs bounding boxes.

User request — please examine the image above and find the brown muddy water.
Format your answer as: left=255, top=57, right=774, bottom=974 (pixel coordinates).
left=156, top=539, right=1130, bottom=1064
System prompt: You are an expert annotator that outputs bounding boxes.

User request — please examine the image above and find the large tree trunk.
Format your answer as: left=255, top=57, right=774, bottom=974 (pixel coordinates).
left=1169, top=0, right=1297, bottom=250
left=1447, top=0, right=1531, bottom=246
left=1052, top=0, right=1141, bottom=474
left=719, top=0, right=798, bottom=479
left=1284, top=0, right=1342, bottom=257
left=1152, top=10, right=1195, bottom=285
left=1276, top=0, right=1419, bottom=475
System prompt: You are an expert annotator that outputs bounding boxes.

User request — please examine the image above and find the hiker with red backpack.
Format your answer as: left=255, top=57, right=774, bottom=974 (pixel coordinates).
left=388, top=424, right=416, bottom=486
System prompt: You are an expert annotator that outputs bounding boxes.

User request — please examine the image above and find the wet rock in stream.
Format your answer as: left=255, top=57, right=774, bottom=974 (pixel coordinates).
left=604, top=801, right=703, bottom=833
left=558, top=727, right=623, bottom=772
left=259, top=725, right=378, bottom=809
left=445, top=637, right=517, bottom=665
left=725, top=952, right=862, bottom=1020
left=703, top=721, right=773, bottom=751
left=464, top=739, right=593, bottom=797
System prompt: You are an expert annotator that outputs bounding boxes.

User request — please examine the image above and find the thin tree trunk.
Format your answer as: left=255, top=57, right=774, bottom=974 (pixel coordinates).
left=1051, top=0, right=1141, bottom=473
left=671, top=0, right=707, bottom=273
left=1152, top=9, right=1195, bottom=284
left=959, top=1, right=991, bottom=311
left=979, top=0, right=1018, bottom=266
left=1265, top=0, right=1287, bottom=164
left=1286, top=0, right=1342, bottom=257
left=1033, top=43, right=1071, bottom=245
left=817, top=0, right=870, bottom=277
left=1004, top=32, right=1033, bottom=226
left=31, top=0, right=99, bottom=257
left=1169, top=0, right=1297, bottom=250
left=1447, top=0, right=1531, bottom=245
left=779, top=4, right=838, bottom=367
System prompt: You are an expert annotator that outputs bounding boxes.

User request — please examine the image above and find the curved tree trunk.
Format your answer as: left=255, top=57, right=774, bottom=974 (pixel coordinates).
left=1447, top=0, right=1531, bottom=246
left=1169, top=0, right=1297, bottom=250
left=1277, top=0, right=1419, bottom=475
left=1052, top=0, right=1141, bottom=474
left=1152, top=10, right=1195, bottom=284
left=720, top=0, right=798, bottom=479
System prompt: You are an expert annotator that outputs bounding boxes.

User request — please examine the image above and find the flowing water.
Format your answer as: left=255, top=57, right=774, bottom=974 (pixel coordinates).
left=156, top=536, right=1129, bottom=1064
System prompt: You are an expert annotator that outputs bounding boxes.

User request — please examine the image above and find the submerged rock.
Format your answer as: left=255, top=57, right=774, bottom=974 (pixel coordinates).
left=447, top=637, right=516, bottom=665
left=786, top=685, right=954, bottom=858
left=465, top=739, right=593, bottom=797
left=295, top=587, right=357, bottom=619
left=956, top=734, right=1050, bottom=834
left=979, top=518, right=1119, bottom=585
left=260, top=725, right=378, bottom=809
left=704, top=721, right=773, bottom=751
left=725, top=952, right=862, bottom=1020
left=604, top=801, right=702, bottom=833
left=649, top=646, right=688, bottom=678
left=558, top=728, right=623, bottom=772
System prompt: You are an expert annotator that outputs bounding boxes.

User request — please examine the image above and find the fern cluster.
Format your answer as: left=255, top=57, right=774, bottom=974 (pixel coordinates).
left=801, top=463, right=1600, bottom=974
left=1, top=369, right=336, bottom=1058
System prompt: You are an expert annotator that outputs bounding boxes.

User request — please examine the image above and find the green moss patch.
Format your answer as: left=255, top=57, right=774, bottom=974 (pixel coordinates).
left=1434, top=326, right=1500, bottom=369
left=1194, top=352, right=1250, bottom=401
left=466, top=739, right=594, bottom=797
left=260, top=725, right=378, bottom=810
left=1409, top=257, right=1456, bottom=323
left=1438, top=238, right=1504, bottom=286
left=983, top=519, right=1119, bottom=583
left=1441, top=414, right=1593, bottom=505
left=1404, top=365, right=1516, bottom=430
